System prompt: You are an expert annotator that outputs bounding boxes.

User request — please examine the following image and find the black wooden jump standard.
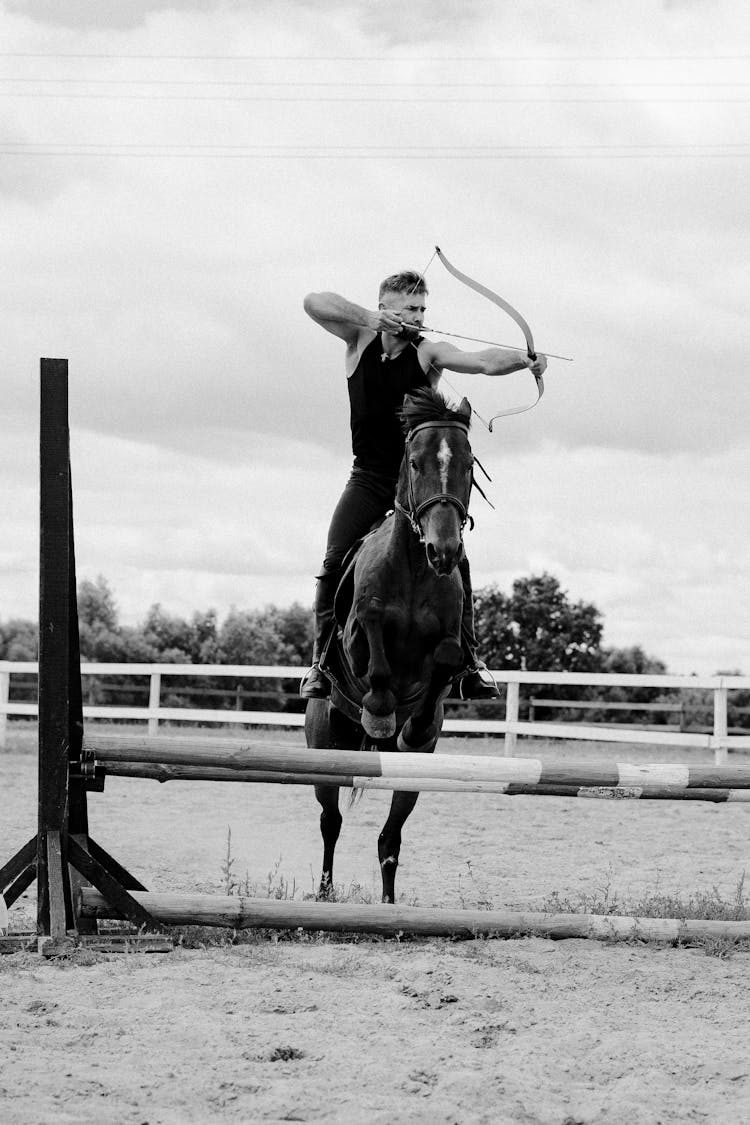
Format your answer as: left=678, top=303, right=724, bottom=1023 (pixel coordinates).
left=0, top=360, right=170, bottom=954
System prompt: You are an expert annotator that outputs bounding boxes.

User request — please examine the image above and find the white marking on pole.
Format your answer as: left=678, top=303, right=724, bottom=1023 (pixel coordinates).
left=353, top=776, right=513, bottom=793
left=617, top=764, right=691, bottom=789
left=437, top=437, right=452, bottom=493
left=378, top=753, right=544, bottom=784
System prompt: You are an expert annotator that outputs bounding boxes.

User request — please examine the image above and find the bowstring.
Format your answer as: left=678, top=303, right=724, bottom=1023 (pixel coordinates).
left=400, top=253, right=495, bottom=511
left=404, top=251, right=493, bottom=432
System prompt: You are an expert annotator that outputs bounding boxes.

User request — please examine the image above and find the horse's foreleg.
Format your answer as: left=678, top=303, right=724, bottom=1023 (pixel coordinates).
left=315, top=783, right=342, bottom=899
left=379, top=791, right=419, bottom=904
left=357, top=596, right=397, bottom=739
left=397, top=636, right=463, bottom=753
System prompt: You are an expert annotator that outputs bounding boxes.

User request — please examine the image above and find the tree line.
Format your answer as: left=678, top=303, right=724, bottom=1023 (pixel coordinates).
left=2, top=572, right=745, bottom=726
left=1, top=571, right=662, bottom=674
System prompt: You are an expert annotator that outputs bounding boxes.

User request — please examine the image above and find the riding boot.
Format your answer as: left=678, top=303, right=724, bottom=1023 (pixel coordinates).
left=457, top=557, right=500, bottom=701
left=300, top=570, right=339, bottom=699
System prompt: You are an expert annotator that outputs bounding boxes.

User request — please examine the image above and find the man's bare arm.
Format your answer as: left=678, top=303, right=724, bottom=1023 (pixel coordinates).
left=304, top=292, right=404, bottom=344
left=419, top=339, right=548, bottom=379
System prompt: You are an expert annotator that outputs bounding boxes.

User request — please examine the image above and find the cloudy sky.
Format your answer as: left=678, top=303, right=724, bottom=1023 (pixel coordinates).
left=1, top=0, right=748, bottom=674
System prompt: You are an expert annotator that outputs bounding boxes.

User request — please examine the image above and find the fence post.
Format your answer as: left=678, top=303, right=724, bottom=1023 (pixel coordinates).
left=504, top=681, right=519, bottom=756
left=0, top=670, right=9, bottom=750
left=713, top=684, right=728, bottom=765
left=148, top=672, right=161, bottom=736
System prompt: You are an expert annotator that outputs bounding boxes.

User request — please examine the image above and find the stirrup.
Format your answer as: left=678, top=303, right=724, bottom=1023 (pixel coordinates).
left=300, top=663, right=330, bottom=700
left=459, top=662, right=500, bottom=701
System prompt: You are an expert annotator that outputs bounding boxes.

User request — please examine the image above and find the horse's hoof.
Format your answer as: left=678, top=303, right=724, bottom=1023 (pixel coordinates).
left=362, top=708, right=396, bottom=739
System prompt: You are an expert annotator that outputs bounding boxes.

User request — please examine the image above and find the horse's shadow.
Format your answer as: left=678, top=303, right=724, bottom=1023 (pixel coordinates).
left=305, top=389, right=476, bottom=904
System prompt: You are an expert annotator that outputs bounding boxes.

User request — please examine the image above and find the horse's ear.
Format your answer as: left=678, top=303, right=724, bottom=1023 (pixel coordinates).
left=457, top=397, right=472, bottom=423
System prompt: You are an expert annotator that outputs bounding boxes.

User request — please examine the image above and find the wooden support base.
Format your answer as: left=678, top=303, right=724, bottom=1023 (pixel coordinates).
left=0, top=836, right=38, bottom=906
left=1, top=930, right=172, bottom=956
left=1, top=830, right=164, bottom=944
left=38, top=933, right=174, bottom=957
left=0, top=933, right=38, bottom=955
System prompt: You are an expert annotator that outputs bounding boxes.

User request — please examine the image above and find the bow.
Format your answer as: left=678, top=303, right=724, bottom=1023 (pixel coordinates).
left=420, top=245, right=547, bottom=431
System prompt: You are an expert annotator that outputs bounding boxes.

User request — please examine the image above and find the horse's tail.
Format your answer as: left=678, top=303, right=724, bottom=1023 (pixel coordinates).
left=347, top=786, right=364, bottom=810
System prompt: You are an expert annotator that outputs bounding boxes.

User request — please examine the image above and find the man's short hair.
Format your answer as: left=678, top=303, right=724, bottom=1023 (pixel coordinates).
left=378, top=271, right=428, bottom=302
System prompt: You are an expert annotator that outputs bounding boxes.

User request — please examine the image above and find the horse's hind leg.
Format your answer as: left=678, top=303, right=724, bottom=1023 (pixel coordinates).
left=379, top=791, right=419, bottom=904
left=305, top=700, right=354, bottom=899
left=315, top=783, right=342, bottom=898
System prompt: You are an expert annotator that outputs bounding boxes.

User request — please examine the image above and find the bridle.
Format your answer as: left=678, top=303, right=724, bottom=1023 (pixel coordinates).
left=393, top=419, right=474, bottom=543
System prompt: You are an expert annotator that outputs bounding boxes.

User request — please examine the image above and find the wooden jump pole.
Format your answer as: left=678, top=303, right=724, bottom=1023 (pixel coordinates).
left=85, top=732, right=750, bottom=791
left=79, top=888, right=750, bottom=945
left=98, top=760, right=750, bottom=802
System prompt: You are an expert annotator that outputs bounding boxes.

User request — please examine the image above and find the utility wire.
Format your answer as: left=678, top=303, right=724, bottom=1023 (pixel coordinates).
left=2, top=148, right=747, bottom=160
left=0, top=52, right=748, bottom=61
left=3, top=142, right=748, bottom=151
left=2, top=78, right=749, bottom=87
left=2, top=92, right=748, bottom=103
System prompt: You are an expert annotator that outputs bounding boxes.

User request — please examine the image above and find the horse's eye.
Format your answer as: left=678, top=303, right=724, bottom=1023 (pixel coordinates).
left=409, top=459, right=419, bottom=472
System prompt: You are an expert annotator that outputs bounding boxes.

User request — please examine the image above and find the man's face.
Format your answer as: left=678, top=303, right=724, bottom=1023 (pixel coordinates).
left=381, top=288, right=427, bottom=330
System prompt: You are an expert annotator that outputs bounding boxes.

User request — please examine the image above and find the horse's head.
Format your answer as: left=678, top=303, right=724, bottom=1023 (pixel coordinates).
left=396, top=390, right=474, bottom=576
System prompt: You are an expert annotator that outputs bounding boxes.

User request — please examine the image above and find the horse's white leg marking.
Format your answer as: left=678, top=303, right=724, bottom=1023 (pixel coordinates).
left=437, top=437, right=452, bottom=493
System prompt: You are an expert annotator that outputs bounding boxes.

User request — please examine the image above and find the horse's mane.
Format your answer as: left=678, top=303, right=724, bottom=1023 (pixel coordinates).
left=399, top=387, right=472, bottom=433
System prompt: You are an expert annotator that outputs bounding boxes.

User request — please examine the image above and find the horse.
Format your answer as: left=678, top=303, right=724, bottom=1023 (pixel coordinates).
left=304, top=387, right=476, bottom=903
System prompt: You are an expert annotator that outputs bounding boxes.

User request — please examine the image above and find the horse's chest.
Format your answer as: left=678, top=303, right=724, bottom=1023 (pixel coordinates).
left=384, top=599, right=440, bottom=642
left=384, top=582, right=459, bottom=645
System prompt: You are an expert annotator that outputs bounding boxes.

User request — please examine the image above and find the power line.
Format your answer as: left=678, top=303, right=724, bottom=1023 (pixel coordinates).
left=2, top=92, right=748, bottom=104
left=0, top=52, right=748, bottom=61
left=4, top=142, right=748, bottom=151
left=2, top=146, right=748, bottom=160
left=2, top=78, right=749, bottom=87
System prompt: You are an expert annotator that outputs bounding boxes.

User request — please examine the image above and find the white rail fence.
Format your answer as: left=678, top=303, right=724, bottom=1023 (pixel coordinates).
left=2, top=662, right=749, bottom=764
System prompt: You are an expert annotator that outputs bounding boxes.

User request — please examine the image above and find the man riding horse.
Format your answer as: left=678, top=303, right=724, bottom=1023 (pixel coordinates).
left=300, top=267, right=548, bottom=702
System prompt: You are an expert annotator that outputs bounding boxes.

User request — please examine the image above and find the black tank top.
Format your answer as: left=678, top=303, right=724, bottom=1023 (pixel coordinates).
left=348, top=334, right=430, bottom=478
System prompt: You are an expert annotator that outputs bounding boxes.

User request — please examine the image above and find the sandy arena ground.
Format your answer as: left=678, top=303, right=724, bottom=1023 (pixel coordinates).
left=2, top=726, right=750, bottom=1124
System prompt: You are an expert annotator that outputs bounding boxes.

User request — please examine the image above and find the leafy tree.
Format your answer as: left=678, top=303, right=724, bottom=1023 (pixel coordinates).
left=266, top=602, right=314, bottom=665
left=471, top=585, right=515, bottom=669
left=596, top=645, right=669, bottom=704
left=138, top=604, right=221, bottom=663
left=600, top=645, right=667, bottom=676
left=140, top=604, right=193, bottom=663
left=78, top=575, right=118, bottom=632
left=213, top=607, right=309, bottom=712
left=77, top=575, right=124, bottom=661
left=474, top=572, right=603, bottom=672
left=191, top=609, right=220, bottom=663
left=0, top=618, right=37, bottom=660
left=216, top=608, right=299, bottom=666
